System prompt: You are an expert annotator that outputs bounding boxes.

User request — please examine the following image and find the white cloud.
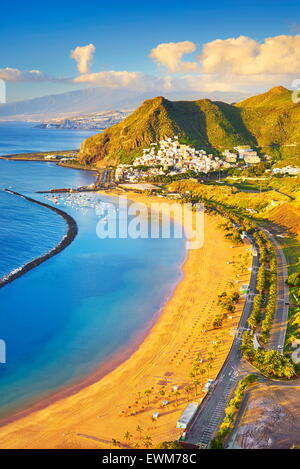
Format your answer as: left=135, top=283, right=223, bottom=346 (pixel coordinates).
left=150, top=41, right=197, bottom=73
left=0, top=68, right=57, bottom=82
left=3, top=34, right=300, bottom=100
left=73, top=70, right=142, bottom=88
left=70, top=44, right=95, bottom=74
left=198, top=34, right=300, bottom=76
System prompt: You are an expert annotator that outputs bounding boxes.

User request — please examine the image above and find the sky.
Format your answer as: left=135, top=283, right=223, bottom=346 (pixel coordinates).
left=1, top=0, right=300, bottom=102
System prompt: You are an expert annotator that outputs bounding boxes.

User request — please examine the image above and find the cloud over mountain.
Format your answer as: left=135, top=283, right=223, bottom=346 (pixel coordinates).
left=150, top=41, right=197, bottom=73
left=198, top=34, right=300, bottom=76
left=70, top=44, right=95, bottom=74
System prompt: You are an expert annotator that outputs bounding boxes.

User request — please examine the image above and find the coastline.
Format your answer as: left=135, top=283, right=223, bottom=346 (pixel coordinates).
left=0, top=191, right=251, bottom=449
left=0, top=190, right=78, bottom=289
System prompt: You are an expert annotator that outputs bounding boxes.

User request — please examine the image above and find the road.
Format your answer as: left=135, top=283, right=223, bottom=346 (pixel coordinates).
left=185, top=225, right=289, bottom=448
left=261, top=227, right=289, bottom=352
left=96, top=168, right=115, bottom=188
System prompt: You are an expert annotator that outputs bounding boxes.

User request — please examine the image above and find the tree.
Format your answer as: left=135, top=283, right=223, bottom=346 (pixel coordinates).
left=184, top=385, right=192, bottom=401
left=213, top=315, right=223, bottom=328
left=111, top=438, right=118, bottom=449
left=173, top=390, right=181, bottom=405
left=199, top=368, right=206, bottom=387
left=193, top=379, right=200, bottom=396
left=123, top=431, right=132, bottom=444
left=136, top=425, right=143, bottom=440
left=156, top=441, right=182, bottom=449
left=287, top=272, right=300, bottom=287
left=206, top=363, right=212, bottom=380
left=143, top=435, right=153, bottom=449
left=144, top=389, right=151, bottom=405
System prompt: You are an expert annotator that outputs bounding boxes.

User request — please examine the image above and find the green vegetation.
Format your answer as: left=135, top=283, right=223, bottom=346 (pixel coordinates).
left=79, top=86, right=300, bottom=166
left=246, top=230, right=277, bottom=342
left=156, top=441, right=182, bottom=449
left=169, top=179, right=288, bottom=212
left=166, top=183, right=296, bottom=379
left=212, top=291, right=240, bottom=328
left=281, top=236, right=300, bottom=349
left=287, top=272, right=300, bottom=287
left=240, top=331, right=296, bottom=379
left=211, top=374, right=258, bottom=448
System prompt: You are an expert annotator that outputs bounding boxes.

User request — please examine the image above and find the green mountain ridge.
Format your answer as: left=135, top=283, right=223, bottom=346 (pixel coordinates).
left=78, top=86, right=300, bottom=166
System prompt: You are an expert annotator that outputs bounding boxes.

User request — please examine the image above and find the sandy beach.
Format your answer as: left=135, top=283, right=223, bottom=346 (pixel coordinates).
left=0, top=192, right=251, bottom=449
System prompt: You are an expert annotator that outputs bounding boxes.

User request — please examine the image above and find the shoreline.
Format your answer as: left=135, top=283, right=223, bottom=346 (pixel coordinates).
left=0, top=191, right=187, bottom=424
left=0, top=190, right=251, bottom=449
left=0, top=190, right=78, bottom=289
left=0, top=156, right=98, bottom=173
left=0, top=232, right=186, bottom=426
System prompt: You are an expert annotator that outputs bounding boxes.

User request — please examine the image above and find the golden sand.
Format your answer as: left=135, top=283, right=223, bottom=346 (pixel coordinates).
left=0, top=192, right=250, bottom=449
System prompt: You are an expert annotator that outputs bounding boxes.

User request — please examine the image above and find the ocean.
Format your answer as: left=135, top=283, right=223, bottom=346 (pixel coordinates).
left=0, top=123, right=185, bottom=418
left=0, top=121, right=97, bottom=156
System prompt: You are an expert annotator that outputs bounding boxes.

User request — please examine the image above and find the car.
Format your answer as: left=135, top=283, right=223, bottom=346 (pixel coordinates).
left=203, top=379, right=215, bottom=392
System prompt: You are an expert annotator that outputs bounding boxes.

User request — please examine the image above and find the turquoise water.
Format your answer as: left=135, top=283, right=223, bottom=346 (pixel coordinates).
left=0, top=158, right=185, bottom=418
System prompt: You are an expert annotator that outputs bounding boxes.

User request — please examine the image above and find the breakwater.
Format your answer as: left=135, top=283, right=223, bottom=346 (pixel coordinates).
left=0, top=190, right=78, bottom=288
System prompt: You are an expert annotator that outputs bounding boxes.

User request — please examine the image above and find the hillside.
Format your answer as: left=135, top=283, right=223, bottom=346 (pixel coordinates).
left=78, top=86, right=300, bottom=166
left=236, top=86, right=300, bottom=154
left=270, top=203, right=300, bottom=235
left=79, top=97, right=255, bottom=166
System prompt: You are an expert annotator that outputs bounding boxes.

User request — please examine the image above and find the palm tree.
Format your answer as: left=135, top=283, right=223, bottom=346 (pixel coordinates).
left=123, top=431, right=132, bottom=445
left=206, top=363, right=212, bottom=379
left=111, top=438, right=118, bottom=449
left=193, top=379, right=200, bottom=396
left=184, top=385, right=192, bottom=401
left=199, top=368, right=206, bottom=387
left=173, top=390, right=181, bottom=406
left=143, top=435, right=153, bottom=449
left=136, top=425, right=143, bottom=440
left=144, top=389, right=151, bottom=405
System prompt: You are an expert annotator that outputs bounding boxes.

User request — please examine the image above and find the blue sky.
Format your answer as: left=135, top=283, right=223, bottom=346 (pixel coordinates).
left=1, top=0, right=300, bottom=101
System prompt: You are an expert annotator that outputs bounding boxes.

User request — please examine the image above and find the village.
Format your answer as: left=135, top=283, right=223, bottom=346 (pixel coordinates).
left=115, top=137, right=263, bottom=183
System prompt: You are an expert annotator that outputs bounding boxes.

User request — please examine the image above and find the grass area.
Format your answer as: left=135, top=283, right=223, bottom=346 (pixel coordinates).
left=223, top=179, right=269, bottom=192
left=211, top=375, right=258, bottom=449
left=169, top=179, right=289, bottom=212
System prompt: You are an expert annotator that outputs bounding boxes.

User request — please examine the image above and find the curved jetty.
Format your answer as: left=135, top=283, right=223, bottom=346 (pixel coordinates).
left=0, top=189, right=78, bottom=288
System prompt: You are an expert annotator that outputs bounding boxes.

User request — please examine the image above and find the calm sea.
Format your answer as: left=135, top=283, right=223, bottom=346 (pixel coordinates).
left=0, top=123, right=185, bottom=418
left=0, top=121, right=97, bottom=156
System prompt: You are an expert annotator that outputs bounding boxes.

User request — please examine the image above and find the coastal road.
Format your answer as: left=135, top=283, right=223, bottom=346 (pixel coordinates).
left=185, top=225, right=289, bottom=447
left=185, top=238, right=259, bottom=447
left=97, top=168, right=115, bottom=188
left=261, top=227, right=289, bottom=352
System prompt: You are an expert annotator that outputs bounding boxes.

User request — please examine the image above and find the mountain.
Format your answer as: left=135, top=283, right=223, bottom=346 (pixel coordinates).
left=0, top=88, right=142, bottom=121
left=235, top=86, right=300, bottom=153
left=78, top=86, right=300, bottom=166
left=0, top=87, right=248, bottom=121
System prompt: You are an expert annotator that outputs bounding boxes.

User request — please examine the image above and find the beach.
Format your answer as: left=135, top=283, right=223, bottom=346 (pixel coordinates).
left=0, top=191, right=251, bottom=449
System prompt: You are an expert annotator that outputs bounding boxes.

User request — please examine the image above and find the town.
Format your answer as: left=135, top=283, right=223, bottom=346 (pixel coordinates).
left=115, top=137, right=263, bottom=182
